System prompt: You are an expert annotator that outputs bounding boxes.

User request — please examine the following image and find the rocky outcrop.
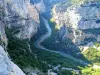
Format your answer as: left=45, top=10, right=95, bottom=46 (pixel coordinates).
left=0, top=0, right=40, bottom=74
left=78, top=1, right=100, bottom=29
left=58, top=25, right=68, bottom=40
left=52, top=0, right=100, bottom=44
left=0, top=46, right=25, bottom=75
left=52, top=1, right=100, bottom=29
left=0, top=0, right=40, bottom=39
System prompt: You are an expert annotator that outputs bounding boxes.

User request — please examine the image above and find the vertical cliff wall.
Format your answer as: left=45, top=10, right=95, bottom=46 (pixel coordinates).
left=0, top=0, right=40, bottom=74
left=52, top=0, right=100, bottom=44
left=3, top=0, right=39, bottom=39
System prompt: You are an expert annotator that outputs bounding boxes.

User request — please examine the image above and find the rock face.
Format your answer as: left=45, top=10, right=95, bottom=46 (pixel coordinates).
left=0, top=46, right=25, bottom=75
left=52, top=0, right=100, bottom=29
left=0, top=0, right=40, bottom=74
left=52, top=0, right=100, bottom=44
left=78, top=1, right=100, bottom=29
left=0, top=0, right=69, bottom=74
left=0, top=0, right=40, bottom=39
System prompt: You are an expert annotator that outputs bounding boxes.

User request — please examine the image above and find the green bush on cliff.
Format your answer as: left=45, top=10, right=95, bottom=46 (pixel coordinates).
left=30, top=39, right=84, bottom=69
left=71, top=0, right=85, bottom=5
left=57, top=70, right=77, bottom=75
left=5, top=27, right=83, bottom=73
left=5, top=27, right=50, bottom=72
left=41, top=19, right=87, bottom=61
left=83, top=45, right=100, bottom=65
left=81, top=66, right=100, bottom=75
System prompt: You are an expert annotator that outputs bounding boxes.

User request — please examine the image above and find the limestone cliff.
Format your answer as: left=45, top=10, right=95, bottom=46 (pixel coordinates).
left=52, top=0, right=100, bottom=29
left=52, top=0, right=100, bottom=44
left=0, top=0, right=40, bottom=74
left=0, top=0, right=39, bottom=39
left=0, top=46, right=25, bottom=75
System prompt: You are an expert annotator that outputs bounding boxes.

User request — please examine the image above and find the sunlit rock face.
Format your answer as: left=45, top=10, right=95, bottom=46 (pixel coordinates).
left=0, top=0, right=40, bottom=74
left=0, top=0, right=40, bottom=39
left=78, top=1, right=100, bottom=29
left=52, top=1, right=100, bottom=30
left=0, top=46, right=25, bottom=75
left=52, top=0, right=100, bottom=44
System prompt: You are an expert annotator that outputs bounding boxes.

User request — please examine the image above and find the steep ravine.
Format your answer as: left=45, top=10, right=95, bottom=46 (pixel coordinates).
left=0, top=0, right=40, bottom=74
left=34, top=17, right=88, bottom=66
left=0, top=0, right=100, bottom=74
left=52, top=0, right=100, bottom=45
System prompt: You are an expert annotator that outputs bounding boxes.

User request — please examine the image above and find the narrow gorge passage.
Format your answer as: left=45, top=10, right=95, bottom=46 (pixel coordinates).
left=34, top=17, right=89, bottom=66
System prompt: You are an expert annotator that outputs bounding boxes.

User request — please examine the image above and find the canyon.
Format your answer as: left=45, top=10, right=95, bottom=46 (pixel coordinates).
left=0, top=0, right=100, bottom=75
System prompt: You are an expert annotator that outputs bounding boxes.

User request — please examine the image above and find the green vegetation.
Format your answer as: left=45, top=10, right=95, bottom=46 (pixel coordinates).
left=81, top=66, right=100, bottom=75
left=5, top=26, right=84, bottom=74
left=42, top=36, right=80, bottom=57
left=41, top=19, right=87, bottom=61
left=71, top=0, right=85, bottom=5
left=83, top=43, right=100, bottom=65
left=5, top=21, right=100, bottom=75
left=57, top=70, right=77, bottom=75
left=50, top=18, right=55, bottom=23
left=5, top=27, right=50, bottom=72
left=30, top=37, right=84, bottom=69
left=0, top=33, right=2, bottom=45
left=94, top=42, right=100, bottom=47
